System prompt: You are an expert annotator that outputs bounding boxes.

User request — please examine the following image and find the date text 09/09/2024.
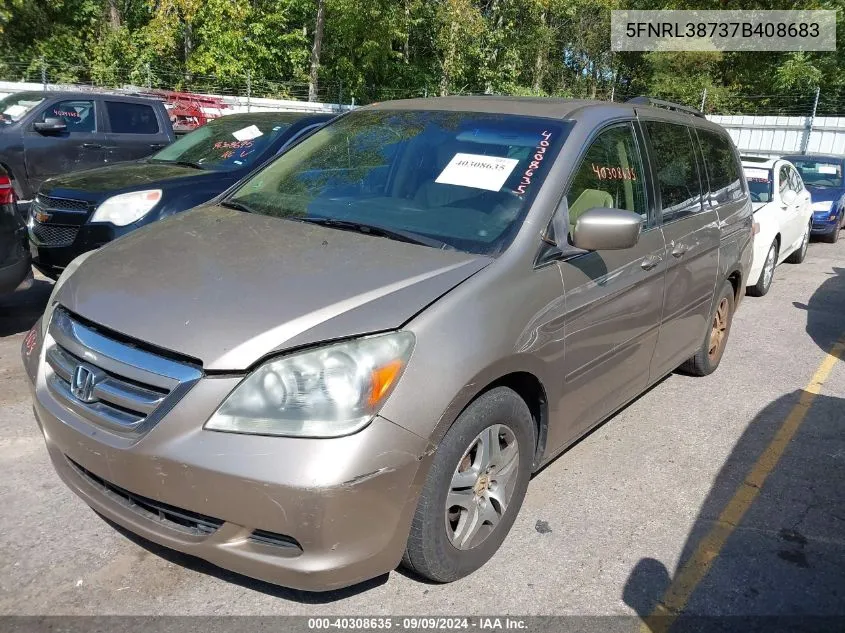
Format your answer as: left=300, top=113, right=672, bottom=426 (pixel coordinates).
left=307, top=617, right=529, bottom=630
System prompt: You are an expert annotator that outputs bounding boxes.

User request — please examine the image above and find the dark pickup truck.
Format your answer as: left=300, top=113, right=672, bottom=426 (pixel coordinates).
left=0, top=90, right=174, bottom=201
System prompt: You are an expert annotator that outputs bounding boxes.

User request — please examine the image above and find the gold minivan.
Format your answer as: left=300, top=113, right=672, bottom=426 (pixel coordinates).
left=23, top=96, right=753, bottom=591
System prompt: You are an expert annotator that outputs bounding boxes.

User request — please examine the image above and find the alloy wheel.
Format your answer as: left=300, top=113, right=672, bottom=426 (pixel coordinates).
left=708, top=297, right=730, bottom=362
left=762, top=245, right=776, bottom=290
left=445, top=424, right=519, bottom=550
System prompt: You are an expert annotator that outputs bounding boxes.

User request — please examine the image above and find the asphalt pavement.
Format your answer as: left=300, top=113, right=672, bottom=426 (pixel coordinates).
left=0, top=238, right=843, bottom=623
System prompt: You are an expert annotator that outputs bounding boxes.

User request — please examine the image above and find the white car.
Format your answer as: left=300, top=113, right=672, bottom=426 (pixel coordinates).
left=742, top=157, right=814, bottom=296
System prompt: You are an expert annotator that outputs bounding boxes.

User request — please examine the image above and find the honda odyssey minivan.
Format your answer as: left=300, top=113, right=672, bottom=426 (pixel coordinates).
left=23, top=96, right=753, bottom=591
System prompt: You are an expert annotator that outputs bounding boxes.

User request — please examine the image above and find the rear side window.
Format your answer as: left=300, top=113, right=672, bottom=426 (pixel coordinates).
left=566, top=123, right=648, bottom=230
left=644, top=121, right=703, bottom=222
left=105, top=101, right=160, bottom=135
left=697, top=129, right=744, bottom=205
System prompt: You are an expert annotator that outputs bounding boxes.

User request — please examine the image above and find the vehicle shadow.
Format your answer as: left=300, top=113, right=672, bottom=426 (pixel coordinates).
left=101, top=515, right=390, bottom=603
left=0, top=276, right=52, bottom=336
left=793, top=266, right=845, bottom=355
left=623, top=265, right=845, bottom=630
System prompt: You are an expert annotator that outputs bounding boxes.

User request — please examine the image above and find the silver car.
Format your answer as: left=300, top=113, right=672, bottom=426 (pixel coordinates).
left=22, top=96, right=753, bottom=591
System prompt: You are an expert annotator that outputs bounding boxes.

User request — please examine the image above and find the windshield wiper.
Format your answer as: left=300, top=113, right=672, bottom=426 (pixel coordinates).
left=149, top=158, right=204, bottom=170
left=219, top=200, right=254, bottom=213
left=295, top=217, right=455, bottom=250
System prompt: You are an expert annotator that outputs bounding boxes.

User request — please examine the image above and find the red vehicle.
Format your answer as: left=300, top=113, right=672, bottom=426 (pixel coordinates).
left=138, top=90, right=232, bottom=134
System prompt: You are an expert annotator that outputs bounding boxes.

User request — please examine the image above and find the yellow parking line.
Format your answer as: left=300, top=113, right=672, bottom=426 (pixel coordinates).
left=641, top=338, right=845, bottom=633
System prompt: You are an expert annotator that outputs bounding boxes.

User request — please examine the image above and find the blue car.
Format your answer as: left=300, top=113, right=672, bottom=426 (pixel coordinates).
left=782, top=154, right=845, bottom=243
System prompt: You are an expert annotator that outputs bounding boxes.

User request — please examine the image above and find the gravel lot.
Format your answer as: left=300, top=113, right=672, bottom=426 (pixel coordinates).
left=1, top=238, right=843, bottom=621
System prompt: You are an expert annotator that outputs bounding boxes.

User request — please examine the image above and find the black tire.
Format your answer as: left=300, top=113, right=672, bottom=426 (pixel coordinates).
left=402, top=386, right=534, bottom=583
left=747, top=240, right=777, bottom=297
left=785, top=222, right=811, bottom=264
left=681, top=280, right=735, bottom=377
left=821, top=221, right=840, bottom=244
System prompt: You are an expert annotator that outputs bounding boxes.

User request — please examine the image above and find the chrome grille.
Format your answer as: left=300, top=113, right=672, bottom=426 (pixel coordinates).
left=45, top=308, right=201, bottom=434
left=35, top=195, right=90, bottom=212
left=30, top=221, right=79, bottom=246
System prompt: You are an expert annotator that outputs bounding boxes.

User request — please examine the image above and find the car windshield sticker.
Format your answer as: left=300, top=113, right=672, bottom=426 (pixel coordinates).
left=214, top=140, right=254, bottom=150
left=436, top=153, right=519, bottom=192
left=54, top=108, right=80, bottom=118
left=591, top=163, right=637, bottom=181
left=744, top=168, right=770, bottom=181
left=232, top=124, right=263, bottom=142
left=516, top=131, right=553, bottom=194
left=818, top=164, right=839, bottom=175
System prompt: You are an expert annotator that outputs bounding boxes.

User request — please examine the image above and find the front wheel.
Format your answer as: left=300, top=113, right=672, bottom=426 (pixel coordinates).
left=402, top=387, right=534, bottom=583
left=786, top=222, right=811, bottom=264
left=681, top=280, right=735, bottom=377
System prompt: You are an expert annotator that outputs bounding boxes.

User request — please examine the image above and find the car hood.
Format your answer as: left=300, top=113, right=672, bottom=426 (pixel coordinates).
left=54, top=205, right=492, bottom=370
left=41, top=161, right=218, bottom=201
left=805, top=185, right=845, bottom=205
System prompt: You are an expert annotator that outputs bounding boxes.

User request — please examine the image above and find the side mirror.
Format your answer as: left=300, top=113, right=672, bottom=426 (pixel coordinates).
left=781, top=189, right=797, bottom=207
left=33, top=117, right=67, bottom=134
left=571, top=207, right=643, bottom=251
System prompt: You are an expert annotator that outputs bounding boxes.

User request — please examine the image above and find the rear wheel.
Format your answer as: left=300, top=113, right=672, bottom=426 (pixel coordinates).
left=747, top=240, right=777, bottom=297
left=402, top=387, right=534, bottom=583
left=681, top=280, right=735, bottom=377
left=786, top=222, right=811, bottom=264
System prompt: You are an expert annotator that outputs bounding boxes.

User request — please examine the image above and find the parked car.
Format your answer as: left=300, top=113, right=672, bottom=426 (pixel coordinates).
left=28, top=111, right=332, bottom=278
left=741, top=157, right=813, bottom=296
left=781, top=153, right=845, bottom=243
left=0, top=90, right=174, bottom=202
left=0, top=165, right=31, bottom=296
left=22, top=97, right=753, bottom=591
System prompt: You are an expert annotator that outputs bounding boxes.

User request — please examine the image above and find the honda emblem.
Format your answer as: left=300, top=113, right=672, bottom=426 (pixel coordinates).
left=71, top=364, right=101, bottom=403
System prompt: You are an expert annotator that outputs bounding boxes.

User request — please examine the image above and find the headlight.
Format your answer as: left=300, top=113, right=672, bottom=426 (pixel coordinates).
left=812, top=201, right=834, bottom=214
left=205, top=332, right=415, bottom=438
left=90, top=190, right=162, bottom=226
left=41, top=250, right=97, bottom=337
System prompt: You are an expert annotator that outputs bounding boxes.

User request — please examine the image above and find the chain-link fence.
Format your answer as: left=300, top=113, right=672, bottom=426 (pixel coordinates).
left=1, top=58, right=843, bottom=117
left=0, top=59, right=432, bottom=106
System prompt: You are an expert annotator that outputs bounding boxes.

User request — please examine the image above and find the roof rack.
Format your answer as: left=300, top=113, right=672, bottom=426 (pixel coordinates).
left=625, top=96, right=705, bottom=118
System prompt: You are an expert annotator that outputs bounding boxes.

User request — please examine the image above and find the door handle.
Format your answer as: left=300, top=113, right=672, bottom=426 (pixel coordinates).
left=149, top=143, right=166, bottom=149
left=82, top=143, right=103, bottom=149
left=641, top=255, right=662, bottom=271
left=671, top=243, right=688, bottom=258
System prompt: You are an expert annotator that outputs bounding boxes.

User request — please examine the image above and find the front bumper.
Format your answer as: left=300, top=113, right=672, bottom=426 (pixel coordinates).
left=811, top=212, right=840, bottom=235
left=0, top=241, right=32, bottom=295
left=24, top=322, right=434, bottom=591
left=29, top=221, right=124, bottom=279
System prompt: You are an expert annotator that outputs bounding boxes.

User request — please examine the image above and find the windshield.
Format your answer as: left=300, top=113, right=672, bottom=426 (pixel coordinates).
left=0, top=93, right=45, bottom=125
left=150, top=116, right=296, bottom=170
left=790, top=159, right=843, bottom=188
left=227, top=110, right=570, bottom=255
left=743, top=166, right=773, bottom=203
